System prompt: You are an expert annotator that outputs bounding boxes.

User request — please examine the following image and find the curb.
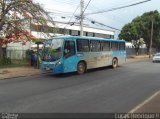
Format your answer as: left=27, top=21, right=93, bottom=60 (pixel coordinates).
left=126, top=58, right=150, bottom=63
left=0, top=72, right=51, bottom=80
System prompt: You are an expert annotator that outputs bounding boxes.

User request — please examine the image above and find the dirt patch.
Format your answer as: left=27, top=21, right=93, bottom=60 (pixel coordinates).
left=0, top=70, right=11, bottom=74
left=128, top=55, right=149, bottom=59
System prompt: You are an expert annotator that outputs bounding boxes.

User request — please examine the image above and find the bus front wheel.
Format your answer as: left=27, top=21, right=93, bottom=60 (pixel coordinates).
left=77, top=62, right=86, bottom=74
left=112, top=58, right=118, bottom=68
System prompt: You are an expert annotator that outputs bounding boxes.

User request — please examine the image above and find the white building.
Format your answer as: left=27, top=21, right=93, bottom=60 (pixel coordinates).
left=31, top=21, right=115, bottom=39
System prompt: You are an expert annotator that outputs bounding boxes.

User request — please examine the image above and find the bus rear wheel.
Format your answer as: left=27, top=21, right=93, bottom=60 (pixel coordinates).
left=77, top=62, right=86, bottom=74
left=112, top=58, right=118, bottom=68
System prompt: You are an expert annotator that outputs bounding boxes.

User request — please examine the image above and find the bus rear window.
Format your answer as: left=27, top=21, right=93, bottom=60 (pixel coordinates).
left=77, top=39, right=90, bottom=52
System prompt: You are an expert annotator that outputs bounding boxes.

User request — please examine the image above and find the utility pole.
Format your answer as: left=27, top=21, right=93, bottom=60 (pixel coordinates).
left=80, top=0, right=84, bottom=36
left=149, top=18, right=154, bottom=58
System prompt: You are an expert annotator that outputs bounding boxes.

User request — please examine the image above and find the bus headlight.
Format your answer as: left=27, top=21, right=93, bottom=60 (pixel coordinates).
left=55, top=61, right=62, bottom=66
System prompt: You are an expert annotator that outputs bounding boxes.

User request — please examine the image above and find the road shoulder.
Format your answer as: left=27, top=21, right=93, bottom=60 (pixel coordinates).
left=129, top=90, right=160, bottom=113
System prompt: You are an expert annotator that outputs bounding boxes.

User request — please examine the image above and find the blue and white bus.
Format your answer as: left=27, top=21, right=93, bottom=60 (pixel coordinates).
left=41, top=36, right=126, bottom=74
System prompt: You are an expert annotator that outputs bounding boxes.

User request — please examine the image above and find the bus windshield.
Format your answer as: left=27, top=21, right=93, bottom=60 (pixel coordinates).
left=42, top=38, right=63, bottom=62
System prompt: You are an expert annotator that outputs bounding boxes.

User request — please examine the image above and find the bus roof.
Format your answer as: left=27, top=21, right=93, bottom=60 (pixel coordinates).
left=49, top=35, right=125, bottom=42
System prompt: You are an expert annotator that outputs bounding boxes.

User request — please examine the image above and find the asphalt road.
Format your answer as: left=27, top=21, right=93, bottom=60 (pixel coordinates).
left=0, top=60, right=160, bottom=113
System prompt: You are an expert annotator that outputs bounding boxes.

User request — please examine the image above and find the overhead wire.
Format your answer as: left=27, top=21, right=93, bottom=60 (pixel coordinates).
left=85, top=17, right=121, bottom=31
left=64, top=4, right=80, bottom=28
left=63, top=0, right=92, bottom=29
left=44, top=0, right=152, bottom=33
left=52, top=0, right=80, bottom=7
left=83, top=0, right=92, bottom=14
left=85, top=0, right=152, bottom=15
left=80, top=0, right=152, bottom=31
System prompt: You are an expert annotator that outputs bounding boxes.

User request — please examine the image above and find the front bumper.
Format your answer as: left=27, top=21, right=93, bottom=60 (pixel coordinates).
left=41, top=63, right=64, bottom=74
left=153, top=59, right=160, bottom=62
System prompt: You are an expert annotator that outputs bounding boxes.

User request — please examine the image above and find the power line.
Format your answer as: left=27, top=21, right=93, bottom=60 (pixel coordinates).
left=52, top=0, right=79, bottom=7
left=46, top=9, right=73, bottom=15
left=83, top=0, right=141, bottom=24
left=85, top=0, right=152, bottom=16
left=85, top=17, right=121, bottom=31
left=83, top=0, right=92, bottom=14
left=64, top=4, right=80, bottom=28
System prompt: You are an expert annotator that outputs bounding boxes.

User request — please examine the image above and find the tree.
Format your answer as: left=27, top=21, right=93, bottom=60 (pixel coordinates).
left=132, top=38, right=145, bottom=55
left=119, top=10, right=160, bottom=54
left=0, top=0, right=54, bottom=58
left=119, top=22, right=142, bottom=55
left=137, top=11, right=160, bottom=53
left=119, top=22, right=139, bottom=41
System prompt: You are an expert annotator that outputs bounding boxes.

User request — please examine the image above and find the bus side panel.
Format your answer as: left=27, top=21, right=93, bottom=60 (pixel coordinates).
left=112, top=50, right=126, bottom=64
left=101, top=51, right=112, bottom=67
left=86, top=52, right=98, bottom=69
left=80, top=51, right=112, bottom=69
left=119, top=50, right=126, bottom=64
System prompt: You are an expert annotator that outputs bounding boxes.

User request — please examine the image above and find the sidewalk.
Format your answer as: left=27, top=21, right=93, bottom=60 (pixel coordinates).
left=127, top=54, right=150, bottom=63
left=0, top=67, right=40, bottom=80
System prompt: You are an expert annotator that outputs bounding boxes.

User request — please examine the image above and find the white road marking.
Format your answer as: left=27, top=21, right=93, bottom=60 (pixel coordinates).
left=129, top=90, right=160, bottom=113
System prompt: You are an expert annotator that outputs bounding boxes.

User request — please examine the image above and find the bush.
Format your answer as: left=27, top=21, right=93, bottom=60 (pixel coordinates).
left=26, top=49, right=32, bottom=60
left=0, top=56, right=12, bottom=66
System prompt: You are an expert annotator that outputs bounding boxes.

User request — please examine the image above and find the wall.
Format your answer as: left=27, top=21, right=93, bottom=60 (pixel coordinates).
left=126, top=48, right=156, bottom=56
left=6, top=42, right=32, bottom=59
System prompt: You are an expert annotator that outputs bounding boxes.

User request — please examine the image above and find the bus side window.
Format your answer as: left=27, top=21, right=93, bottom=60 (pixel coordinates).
left=119, top=42, right=125, bottom=50
left=111, top=42, right=118, bottom=51
left=77, top=39, right=90, bottom=52
left=64, top=41, right=75, bottom=58
left=101, top=41, right=110, bottom=51
left=90, top=40, right=100, bottom=52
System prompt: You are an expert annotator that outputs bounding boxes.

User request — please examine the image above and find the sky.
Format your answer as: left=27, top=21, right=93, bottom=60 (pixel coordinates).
left=34, top=0, right=160, bottom=38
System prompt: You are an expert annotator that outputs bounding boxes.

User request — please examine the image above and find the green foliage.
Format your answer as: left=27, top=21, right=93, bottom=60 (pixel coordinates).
left=0, top=58, right=29, bottom=68
left=0, top=57, right=12, bottom=66
left=119, top=23, right=139, bottom=41
left=26, top=49, right=32, bottom=60
left=119, top=10, right=160, bottom=52
left=132, top=38, right=145, bottom=55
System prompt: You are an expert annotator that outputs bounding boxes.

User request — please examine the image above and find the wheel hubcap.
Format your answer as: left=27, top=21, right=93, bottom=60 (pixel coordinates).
left=113, top=59, right=117, bottom=68
left=79, top=65, right=84, bottom=72
left=78, top=63, right=85, bottom=73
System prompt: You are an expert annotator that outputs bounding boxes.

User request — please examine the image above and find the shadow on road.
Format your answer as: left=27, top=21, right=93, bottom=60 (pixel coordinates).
left=44, top=65, right=117, bottom=79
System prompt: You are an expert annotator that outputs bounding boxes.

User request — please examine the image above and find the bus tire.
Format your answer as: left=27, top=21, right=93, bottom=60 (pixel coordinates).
left=112, top=58, right=118, bottom=68
left=77, top=62, right=86, bottom=74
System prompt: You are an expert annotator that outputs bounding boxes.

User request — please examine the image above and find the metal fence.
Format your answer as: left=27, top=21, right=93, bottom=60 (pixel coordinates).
left=126, top=48, right=147, bottom=56
left=126, top=48, right=156, bottom=56
left=6, top=50, right=27, bottom=60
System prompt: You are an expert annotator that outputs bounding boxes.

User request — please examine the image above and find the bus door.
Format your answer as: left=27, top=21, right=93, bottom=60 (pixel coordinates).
left=63, top=40, right=78, bottom=72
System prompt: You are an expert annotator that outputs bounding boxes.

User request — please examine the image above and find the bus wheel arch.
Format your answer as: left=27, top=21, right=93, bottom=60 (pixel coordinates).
left=77, top=61, right=87, bottom=74
left=112, top=57, right=118, bottom=68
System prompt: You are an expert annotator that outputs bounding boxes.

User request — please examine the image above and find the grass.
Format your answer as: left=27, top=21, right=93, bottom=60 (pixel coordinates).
left=0, top=59, right=30, bottom=69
